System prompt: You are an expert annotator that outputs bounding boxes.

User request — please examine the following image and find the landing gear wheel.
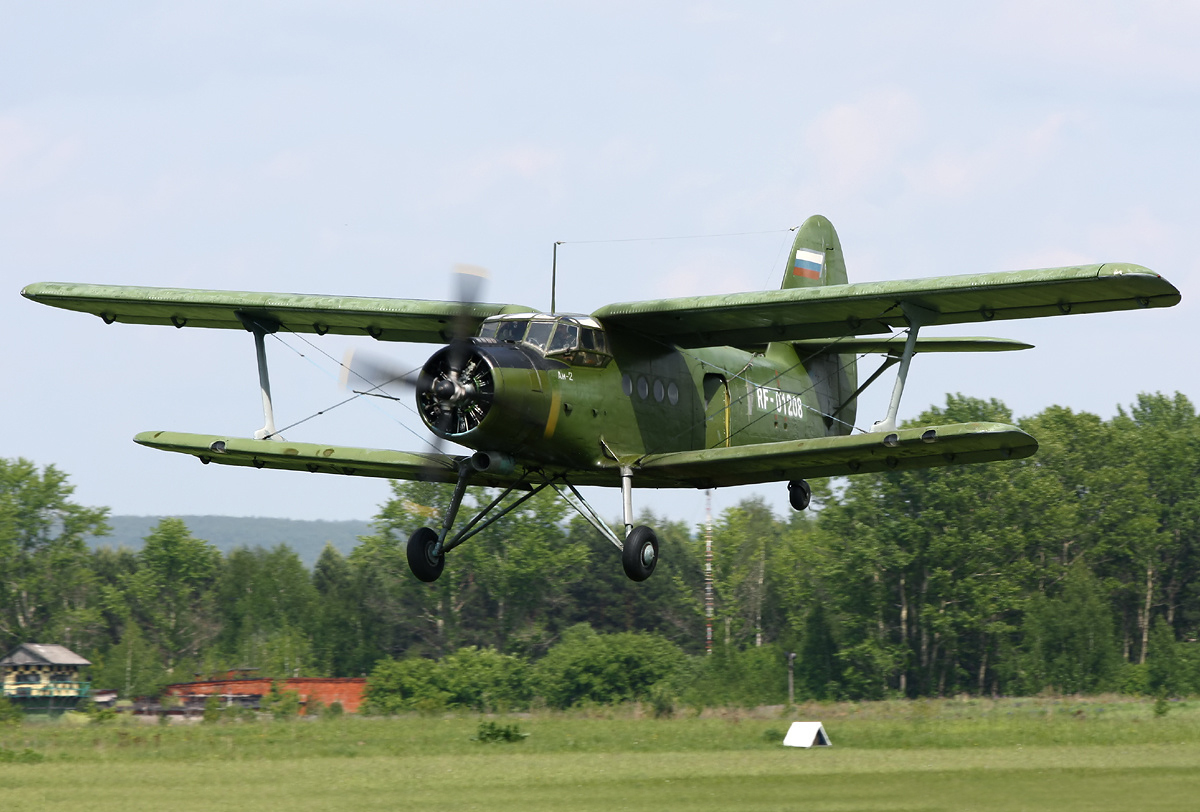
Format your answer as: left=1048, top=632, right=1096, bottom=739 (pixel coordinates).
left=621, top=525, right=659, bottom=582
left=788, top=479, right=812, bottom=511
left=407, top=526, right=445, bottom=582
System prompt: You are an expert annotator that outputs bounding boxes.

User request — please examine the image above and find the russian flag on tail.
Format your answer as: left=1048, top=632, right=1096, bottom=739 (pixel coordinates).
left=792, top=247, right=825, bottom=280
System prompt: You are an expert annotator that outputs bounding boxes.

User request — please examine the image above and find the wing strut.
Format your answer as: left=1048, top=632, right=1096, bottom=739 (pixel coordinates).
left=251, top=326, right=280, bottom=440
left=872, top=303, right=934, bottom=432
left=234, top=313, right=284, bottom=441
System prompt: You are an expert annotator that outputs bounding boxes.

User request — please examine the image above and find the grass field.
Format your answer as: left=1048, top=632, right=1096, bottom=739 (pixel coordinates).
left=2, top=697, right=1198, bottom=811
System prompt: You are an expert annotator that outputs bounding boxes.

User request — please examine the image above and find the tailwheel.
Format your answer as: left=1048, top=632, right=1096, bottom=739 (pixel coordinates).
left=788, top=479, right=811, bottom=511
left=621, top=525, right=658, bottom=582
left=407, top=526, right=445, bottom=582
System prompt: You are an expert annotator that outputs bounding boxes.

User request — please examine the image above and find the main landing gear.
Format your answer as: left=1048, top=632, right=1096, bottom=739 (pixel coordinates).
left=788, top=479, right=811, bottom=511
left=404, top=457, right=658, bottom=583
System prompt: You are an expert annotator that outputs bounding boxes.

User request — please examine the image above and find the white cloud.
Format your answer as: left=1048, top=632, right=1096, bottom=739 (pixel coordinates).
left=653, top=253, right=760, bottom=298
left=982, top=0, right=1200, bottom=85
left=903, top=112, right=1070, bottom=199
left=0, top=118, right=81, bottom=192
left=430, top=145, right=564, bottom=209
left=802, top=90, right=923, bottom=195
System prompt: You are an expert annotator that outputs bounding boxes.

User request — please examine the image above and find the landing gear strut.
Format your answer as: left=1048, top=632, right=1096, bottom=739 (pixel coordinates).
left=402, top=457, right=660, bottom=583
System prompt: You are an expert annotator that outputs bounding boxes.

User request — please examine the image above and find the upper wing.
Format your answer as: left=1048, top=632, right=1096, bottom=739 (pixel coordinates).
left=633, top=422, right=1037, bottom=488
left=592, top=263, right=1179, bottom=347
left=21, top=282, right=536, bottom=343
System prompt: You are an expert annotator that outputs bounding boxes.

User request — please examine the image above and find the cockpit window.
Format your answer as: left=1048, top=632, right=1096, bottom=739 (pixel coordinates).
left=524, top=320, right=554, bottom=350
left=494, top=320, right=528, bottom=342
left=547, top=322, right=579, bottom=353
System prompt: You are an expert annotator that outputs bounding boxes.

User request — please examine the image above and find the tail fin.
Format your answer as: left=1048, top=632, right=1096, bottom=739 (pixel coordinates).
left=781, top=214, right=847, bottom=290
left=786, top=215, right=857, bottom=434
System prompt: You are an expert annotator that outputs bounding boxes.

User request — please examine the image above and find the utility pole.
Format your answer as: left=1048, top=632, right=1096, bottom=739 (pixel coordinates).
left=787, top=651, right=797, bottom=706
left=705, top=489, right=713, bottom=655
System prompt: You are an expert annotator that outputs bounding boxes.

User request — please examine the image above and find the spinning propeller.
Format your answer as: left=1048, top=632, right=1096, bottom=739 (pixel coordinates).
left=340, top=265, right=495, bottom=450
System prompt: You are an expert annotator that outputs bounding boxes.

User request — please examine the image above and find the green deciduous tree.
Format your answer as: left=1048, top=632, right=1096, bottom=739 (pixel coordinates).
left=122, top=518, right=220, bottom=674
left=1012, top=564, right=1120, bottom=694
left=0, top=459, right=109, bottom=653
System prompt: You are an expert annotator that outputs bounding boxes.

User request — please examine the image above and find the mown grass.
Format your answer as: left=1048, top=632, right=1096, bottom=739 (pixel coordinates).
left=1, top=697, right=1197, bottom=810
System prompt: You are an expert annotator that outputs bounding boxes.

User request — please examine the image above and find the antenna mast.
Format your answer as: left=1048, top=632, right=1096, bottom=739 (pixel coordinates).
left=551, top=241, right=562, bottom=314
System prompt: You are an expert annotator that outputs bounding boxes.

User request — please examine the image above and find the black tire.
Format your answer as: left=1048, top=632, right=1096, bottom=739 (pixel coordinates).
left=621, top=525, right=659, bottom=582
left=788, top=479, right=811, bottom=511
left=407, top=526, right=445, bottom=582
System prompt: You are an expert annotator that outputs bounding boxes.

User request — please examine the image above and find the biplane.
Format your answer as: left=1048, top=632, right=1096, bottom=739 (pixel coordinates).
left=22, top=215, right=1180, bottom=582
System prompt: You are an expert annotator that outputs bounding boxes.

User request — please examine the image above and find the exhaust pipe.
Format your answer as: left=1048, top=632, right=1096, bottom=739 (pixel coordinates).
left=471, top=451, right=516, bottom=475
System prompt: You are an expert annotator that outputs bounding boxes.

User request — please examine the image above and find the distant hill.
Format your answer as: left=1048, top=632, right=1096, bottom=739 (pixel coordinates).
left=86, top=515, right=375, bottom=566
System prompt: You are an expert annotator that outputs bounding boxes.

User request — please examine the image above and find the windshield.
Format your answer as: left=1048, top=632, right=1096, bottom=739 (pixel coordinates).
left=478, top=315, right=611, bottom=366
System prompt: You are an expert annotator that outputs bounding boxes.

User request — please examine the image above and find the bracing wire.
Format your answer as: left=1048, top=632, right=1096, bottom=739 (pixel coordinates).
left=556, top=226, right=798, bottom=245
left=265, top=330, right=441, bottom=452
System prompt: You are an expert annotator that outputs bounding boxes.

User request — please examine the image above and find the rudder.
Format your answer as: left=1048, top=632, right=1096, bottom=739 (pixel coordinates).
left=781, top=214, right=848, bottom=290
left=785, top=215, right=856, bottom=434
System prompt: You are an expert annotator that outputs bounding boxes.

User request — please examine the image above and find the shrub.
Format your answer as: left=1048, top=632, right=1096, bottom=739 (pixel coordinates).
left=364, top=648, right=529, bottom=714
left=323, top=701, right=344, bottom=719
left=201, top=695, right=222, bottom=724
left=533, top=624, right=686, bottom=709
left=363, top=657, right=448, bottom=714
left=260, top=682, right=302, bottom=719
left=0, top=695, right=22, bottom=726
left=88, top=705, right=119, bottom=725
left=439, top=647, right=530, bottom=711
left=472, top=720, right=528, bottom=743
left=680, top=644, right=788, bottom=708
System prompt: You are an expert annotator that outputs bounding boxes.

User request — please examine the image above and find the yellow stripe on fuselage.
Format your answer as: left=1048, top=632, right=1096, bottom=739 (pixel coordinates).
left=544, top=390, right=562, bottom=439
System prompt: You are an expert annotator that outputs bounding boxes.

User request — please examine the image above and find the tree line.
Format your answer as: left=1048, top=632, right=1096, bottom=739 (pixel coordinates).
left=2, top=391, right=1199, bottom=707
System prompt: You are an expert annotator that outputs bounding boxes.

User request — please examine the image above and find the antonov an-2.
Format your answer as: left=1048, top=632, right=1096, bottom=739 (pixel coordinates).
left=22, top=216, right=1180, bottom=583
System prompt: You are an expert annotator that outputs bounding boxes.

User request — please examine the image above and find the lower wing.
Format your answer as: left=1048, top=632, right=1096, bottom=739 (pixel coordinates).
left=134, top=422, right=1035, bottom=490
left=133, top=431, right=533, bottom=488
left=632, top=422, right=1037, bottom=488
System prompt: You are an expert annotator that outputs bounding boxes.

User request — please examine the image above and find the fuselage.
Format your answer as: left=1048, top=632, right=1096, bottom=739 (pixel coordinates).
left=416, top=312, right=857, bottom=485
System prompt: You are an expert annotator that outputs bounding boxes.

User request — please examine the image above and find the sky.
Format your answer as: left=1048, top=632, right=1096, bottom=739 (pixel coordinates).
left=4, top=1, right=1198, bottom=528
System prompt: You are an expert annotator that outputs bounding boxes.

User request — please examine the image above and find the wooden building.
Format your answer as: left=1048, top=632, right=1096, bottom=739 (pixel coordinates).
left=0, top=644, right=92, bottom=712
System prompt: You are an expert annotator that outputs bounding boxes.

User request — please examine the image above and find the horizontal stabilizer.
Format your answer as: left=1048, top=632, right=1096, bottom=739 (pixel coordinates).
left=792, top=336, right=1033, bottom=355
left=634, top=422, right=1037, bottom=488
left=132, top=431, right=532, bottom=488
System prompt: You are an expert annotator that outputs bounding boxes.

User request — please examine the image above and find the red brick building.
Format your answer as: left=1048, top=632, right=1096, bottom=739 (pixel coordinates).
left=164, top=676, right=366, bottom=714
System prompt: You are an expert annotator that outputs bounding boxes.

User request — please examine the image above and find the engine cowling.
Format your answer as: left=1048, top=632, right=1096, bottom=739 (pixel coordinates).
left=415, top=341, right=553, bottom=455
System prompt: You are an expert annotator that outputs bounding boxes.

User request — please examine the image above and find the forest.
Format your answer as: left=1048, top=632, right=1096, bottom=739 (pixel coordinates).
left=2, top=392, right=1199, bottom=710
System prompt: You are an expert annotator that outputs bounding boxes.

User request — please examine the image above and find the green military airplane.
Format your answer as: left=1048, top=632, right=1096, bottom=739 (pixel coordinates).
left=22, top=215, right=1181, bottom=583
